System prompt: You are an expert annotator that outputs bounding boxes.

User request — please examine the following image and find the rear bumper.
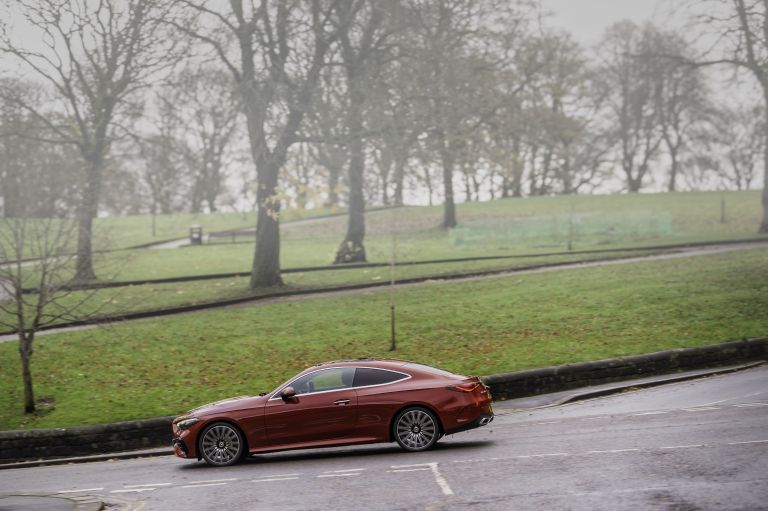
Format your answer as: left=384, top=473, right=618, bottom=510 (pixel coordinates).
left=445, top=413, right=494, bottom=435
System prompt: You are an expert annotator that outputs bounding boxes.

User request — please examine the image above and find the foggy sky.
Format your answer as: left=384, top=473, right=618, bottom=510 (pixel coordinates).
left=540, top=0, right=668, bottom=45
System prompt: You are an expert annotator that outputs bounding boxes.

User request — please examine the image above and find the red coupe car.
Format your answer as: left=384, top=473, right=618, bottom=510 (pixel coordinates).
left=172, top=359, right=494, bottom=466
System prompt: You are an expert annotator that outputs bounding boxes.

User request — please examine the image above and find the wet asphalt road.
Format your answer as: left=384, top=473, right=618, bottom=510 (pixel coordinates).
left=1, top=366, right=767, bottom=511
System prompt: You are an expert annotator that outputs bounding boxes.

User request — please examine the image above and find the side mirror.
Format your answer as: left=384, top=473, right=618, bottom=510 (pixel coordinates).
left=281, top=386, right=296, bottom=400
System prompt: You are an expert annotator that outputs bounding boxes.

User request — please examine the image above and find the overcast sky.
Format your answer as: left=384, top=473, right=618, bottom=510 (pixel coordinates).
left=540, top=0, right=672, bottom=46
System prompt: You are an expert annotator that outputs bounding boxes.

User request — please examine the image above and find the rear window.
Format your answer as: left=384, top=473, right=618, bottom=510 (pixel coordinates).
left=353, top=368, right=408, bottom=387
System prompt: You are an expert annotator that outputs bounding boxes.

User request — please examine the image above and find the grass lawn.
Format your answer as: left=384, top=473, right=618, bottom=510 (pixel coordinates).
left=0, top=247, right=765, bottom=430
left=99, top=190, right=764, bottom=280
left=0, top=250, right=662, bottom=330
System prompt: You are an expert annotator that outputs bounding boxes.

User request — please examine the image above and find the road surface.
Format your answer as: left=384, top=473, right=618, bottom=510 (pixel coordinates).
left=2, top=365, right=767, bottom=510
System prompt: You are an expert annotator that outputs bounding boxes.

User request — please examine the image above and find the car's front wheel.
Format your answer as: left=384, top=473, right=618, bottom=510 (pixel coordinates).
left=199, top=422, right=244, bottom=466
left=393, top=407, right=439, bottom=451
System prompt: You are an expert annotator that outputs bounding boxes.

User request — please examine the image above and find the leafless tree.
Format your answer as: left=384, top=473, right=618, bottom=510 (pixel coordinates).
left=0, top=0, right=183, bottom=281
left=684, top=0, right=768, bottom=231
left=0, top=81, right=83, bottom=218
left=167, top=67, right=240, bottom=214
left=598, top=21, right=667, bottom=193
left=332, top=0, right=395, bottom=264
left=0, top=218, right=106, bottom=414
left=174, top=0, right=341, bottom=287
left=698, top=101, right=765, bottom=190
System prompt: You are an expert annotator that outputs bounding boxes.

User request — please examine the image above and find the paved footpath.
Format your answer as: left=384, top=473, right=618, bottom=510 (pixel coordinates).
left=2, top=365, right=766, bottom=510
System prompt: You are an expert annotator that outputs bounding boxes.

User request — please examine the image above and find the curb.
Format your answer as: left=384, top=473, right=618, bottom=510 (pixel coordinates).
left=0, top=447, right=172, bottom=471
left=483, top=338, right=768, bottom=400
left=502, top=361, right=766, bottom=410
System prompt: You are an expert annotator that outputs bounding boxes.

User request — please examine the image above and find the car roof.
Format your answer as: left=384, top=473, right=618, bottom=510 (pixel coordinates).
left=307, top=358, right=462, bottom=378
left=312, top=358, right=410, bottom=369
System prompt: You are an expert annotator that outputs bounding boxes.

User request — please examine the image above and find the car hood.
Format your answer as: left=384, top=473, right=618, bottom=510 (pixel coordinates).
left=186, top=395, right=266, bottom=416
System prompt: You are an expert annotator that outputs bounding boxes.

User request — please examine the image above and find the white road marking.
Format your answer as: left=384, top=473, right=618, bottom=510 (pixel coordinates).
left=390, top=462, right=455, bottom=496
left=682, top=406, right=720, bottom=411
left=660, top=444, right=703, bottom=449
left=252, top=477, right=300, bottom=483
left=258, top=473, right=301, bottom=478
left=388, top=468, right=431, bottom=472
left=733, top=402, right=768, bottom=407
left=536, top=421, right=561, bottom=425
left=123, top=483, right=172, bottom=488
left=429, top=462, right=454, bottom=496
left=317, top=473, right=359, bottom=478
left=632, top=411, right=669, bottom=416
left=181, top=482, right=229, bottom=488
left=110, top=488, right=156, bottom=494
left=186, top=478, right=238, bottom=484
left=516, top=453, right=569, bottom=458
left=587, top=449, right=640, bottom=454
left=728, top=439, right=768, bottom=445
left=57, top=488, right=104, bottom=494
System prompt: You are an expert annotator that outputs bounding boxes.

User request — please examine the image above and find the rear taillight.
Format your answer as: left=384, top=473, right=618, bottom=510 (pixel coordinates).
left=447, top=382, right=482, bottom=393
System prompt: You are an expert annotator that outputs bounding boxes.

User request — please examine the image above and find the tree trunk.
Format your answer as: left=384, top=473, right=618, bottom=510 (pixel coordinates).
left=250, top=156, right=283, bottom=288
left=379, top=150, right=393, bottom=206
left=18, top=333, right=35, bottom=414
left=439, top=135, right=457, bottom=229
left=335, top=96, right=367, bottom=263
left=393, top=154, right=406, bottom=206
left=627, top=175, right=643, bottom=193
left=325, top=160, right=341, bottom=209
left=668, top=146, right=679, bottom=192
left=74, top=156, right=101, bottom=282
left=761, top=106, right=768, bottom=233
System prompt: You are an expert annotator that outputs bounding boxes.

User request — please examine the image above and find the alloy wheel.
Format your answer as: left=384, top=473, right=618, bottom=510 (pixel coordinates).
left=395, top=408, right=438, bottom=451
left=200, top=423, right=243, bottom=466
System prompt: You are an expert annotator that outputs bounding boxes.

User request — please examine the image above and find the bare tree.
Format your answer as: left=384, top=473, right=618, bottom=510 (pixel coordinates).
left=332, top=0, right=394, bottom=264
left=699, top=101, right=765, bottom=190
left=175, top=1, right=341, bottom=287
left=0, top=219, right=103, bottom=414
left=0, top=80, right=82, bottom=218
left=685, top=0, right=768, bottom=231
left=0, top=0, right=182, bottom=281
left=597, top=21, right=667, bottom=193
left=167, top=67, right=241, bottom=214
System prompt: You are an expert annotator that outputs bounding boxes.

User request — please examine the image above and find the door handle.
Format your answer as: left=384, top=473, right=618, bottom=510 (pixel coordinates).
left=334, top=399, right=351, bottom=406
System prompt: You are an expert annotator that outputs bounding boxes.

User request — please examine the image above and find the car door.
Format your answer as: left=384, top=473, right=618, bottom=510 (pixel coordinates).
left=264, top=367, right=358, bottom=447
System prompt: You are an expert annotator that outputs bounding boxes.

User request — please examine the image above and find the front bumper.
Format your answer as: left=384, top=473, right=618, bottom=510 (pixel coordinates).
left=172, top=437, right=189, bottom=458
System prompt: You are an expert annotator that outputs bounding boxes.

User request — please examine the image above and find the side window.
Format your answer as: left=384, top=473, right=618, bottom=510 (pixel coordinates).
left=353, top=368, right=408, bottom=387
left=290, top=367, right=355, bottom=396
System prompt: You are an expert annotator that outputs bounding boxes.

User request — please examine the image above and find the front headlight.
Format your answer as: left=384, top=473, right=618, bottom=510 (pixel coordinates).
left=176, top=417, right=200, bottom=430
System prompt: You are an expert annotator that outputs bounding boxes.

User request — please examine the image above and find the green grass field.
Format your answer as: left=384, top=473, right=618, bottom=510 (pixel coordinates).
left=3, top=190, right=765, bottom=337
left=1, top=247, right=765, bottom=430
left=0, top=249, right=660, bottom=330
left=102, top=190, right=764, bottom=281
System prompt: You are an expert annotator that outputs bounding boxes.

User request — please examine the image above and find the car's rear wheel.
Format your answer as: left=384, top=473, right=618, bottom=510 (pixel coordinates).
left=199, top=422, right=244, bottom=466
left=393, top=407, right=439, bottom=451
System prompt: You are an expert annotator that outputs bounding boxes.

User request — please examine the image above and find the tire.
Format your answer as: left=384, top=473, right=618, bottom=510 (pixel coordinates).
left=199, top=422, right=245, bottom=467
left=393, top=407, right=440, bottom=452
